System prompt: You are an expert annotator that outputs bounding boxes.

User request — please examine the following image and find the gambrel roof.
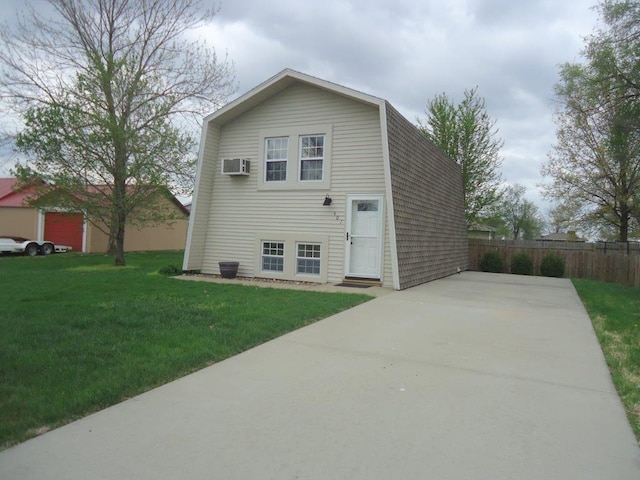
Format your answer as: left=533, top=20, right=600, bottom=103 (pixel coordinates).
left=206, top=69, right=386, bottom=127
left=186, top=69, right=468, bottom=289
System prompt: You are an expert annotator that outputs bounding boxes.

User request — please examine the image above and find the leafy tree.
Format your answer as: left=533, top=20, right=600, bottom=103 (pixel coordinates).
left=481, top=213, right=511, bottom=239
left=0, top=0, right=235, bottom=265
left=418, top=87, right=503, bottom=224
left=548, top=202, right=578, bottom=234
left=499, top=184, right=545, bottom=240
left=541, top=0, right=640, bottom=241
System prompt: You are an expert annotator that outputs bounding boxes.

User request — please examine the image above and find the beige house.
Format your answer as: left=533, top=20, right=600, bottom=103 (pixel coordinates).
left=183, top=69, right=468, bottom=290
left=0, top=178, right=189, bottom=253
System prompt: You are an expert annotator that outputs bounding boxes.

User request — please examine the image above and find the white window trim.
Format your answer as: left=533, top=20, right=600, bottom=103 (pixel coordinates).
left=255, top=233, right=329, bottom=282
left=298, top=134, right=325, bottom=182
left=264, top=137, right=289, bottom=183
left=296, top=242, right=322, bottom=276
left=261, top=240, right=285, bottom=273
left=257, top=125, right=332, bottom=191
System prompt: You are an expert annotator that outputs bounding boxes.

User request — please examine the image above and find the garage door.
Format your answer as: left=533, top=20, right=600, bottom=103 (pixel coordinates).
left=44, top=212, right=84, bottom=252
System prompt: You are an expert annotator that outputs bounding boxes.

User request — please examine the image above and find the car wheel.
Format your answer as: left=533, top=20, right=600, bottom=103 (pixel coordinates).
left=25, top=243, right=39, bottom=257
left=41, top=243, right=54, bottom=255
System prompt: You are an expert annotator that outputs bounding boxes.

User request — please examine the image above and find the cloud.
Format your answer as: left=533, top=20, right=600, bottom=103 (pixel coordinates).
left=0, top=0, right=601, bottom=218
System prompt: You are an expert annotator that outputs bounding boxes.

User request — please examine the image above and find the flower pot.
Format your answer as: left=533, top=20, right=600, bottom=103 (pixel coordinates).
left=219, top=261, right=239, bottom=279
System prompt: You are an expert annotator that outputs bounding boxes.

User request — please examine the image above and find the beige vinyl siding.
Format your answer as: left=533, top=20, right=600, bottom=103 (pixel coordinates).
left=0, top=207, right=38, bottom=239
left=183, top=124, right=220, bottom=270
left=86, top=197, right=188, bottom=253
left=199, top=83, right=392, bottom=285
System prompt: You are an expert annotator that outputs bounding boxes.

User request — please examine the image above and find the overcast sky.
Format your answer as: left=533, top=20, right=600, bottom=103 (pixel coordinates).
left=1, top=0, right=601, bottom=218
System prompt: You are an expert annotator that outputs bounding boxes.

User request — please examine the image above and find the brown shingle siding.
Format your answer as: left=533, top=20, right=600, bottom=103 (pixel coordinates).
left=385, top=101, right=468, bottom=289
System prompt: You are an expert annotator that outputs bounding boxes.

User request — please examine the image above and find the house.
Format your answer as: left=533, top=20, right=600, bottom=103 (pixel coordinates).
left=0, top=177, right=189, bottom=252
left=183, top=69, right=468, bottom=290
left=468, top=223, right=497, bottom=240
left=536, top=231, right=585, bottom=242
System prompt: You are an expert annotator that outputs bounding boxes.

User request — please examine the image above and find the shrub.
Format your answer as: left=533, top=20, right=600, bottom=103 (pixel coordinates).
left=480, top=250, right=503, bottom=273
left=158, top=264, right=182, bottom=276
left=510, top=252, right=533, bottom=275
left=540, top=253, right=565, bottom=278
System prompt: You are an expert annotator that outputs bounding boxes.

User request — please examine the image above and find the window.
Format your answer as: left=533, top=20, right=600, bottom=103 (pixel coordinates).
left=262, top=241, right=284, bottom=272
left=357, top=201, right=378, bottom=212
left=299, top=135, right=324, bottom=181
left=265, top=137, right=288, bottom=182
left=296, top=243, right=321, bottom=275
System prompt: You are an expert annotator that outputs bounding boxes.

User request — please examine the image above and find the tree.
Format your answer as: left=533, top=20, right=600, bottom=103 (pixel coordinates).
left=541, top=0, right=640, bottom=241
left=0, top=0, right=235, bottom=265
left=418, top=87, right=503, bottom=224
left=498, top=184, right=545, bottom=240
left=548, top=202, right=576, bottom=234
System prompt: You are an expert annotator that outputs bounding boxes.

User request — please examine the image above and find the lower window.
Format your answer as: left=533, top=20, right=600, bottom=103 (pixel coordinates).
left=296, top=243, right=321, bottom=275
left=262, top=241, right=284, bottom=272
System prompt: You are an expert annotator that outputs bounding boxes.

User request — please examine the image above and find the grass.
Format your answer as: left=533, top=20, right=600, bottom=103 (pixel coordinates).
left=572, top=278, right=640, bottom=444
left=0, top=251, right=372, bottom=449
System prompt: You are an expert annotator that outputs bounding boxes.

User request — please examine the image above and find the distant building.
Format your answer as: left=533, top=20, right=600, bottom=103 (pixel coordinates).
left=536, top=231, right=585, bottom=242
left=468, top=223, right=496, bottom=240
left=0, top=177, right=189, bottom=252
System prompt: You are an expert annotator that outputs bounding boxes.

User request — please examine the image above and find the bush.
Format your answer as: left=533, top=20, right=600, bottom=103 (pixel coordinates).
left=510, top=252, right=533, bottom=275
left=158, top=264, right=182, bottom=276
left=480, top=250, right=503, bottom=273
left=540, top=253, right=565, bottom=278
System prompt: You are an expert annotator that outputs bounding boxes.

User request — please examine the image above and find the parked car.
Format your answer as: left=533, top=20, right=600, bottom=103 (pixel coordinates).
left=0, top=236, right=72, bottom=256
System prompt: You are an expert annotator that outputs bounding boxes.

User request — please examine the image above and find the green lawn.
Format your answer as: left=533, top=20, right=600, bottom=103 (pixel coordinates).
left=572, top=279, right=640, bottom=444
left=0, top=251, right=372, bottom=449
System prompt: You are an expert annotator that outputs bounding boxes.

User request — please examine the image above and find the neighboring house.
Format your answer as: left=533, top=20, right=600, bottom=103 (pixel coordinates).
left=0, top=177, right=189, bottom=252
left=468, top=223, right=497, bottom=240
left=183, top=69, right=468, bottom=290
left=536, top=231, right=585, bottom=242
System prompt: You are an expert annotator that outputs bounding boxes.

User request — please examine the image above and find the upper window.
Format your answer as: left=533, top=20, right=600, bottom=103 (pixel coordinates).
left=299, top=135, right=324, bottom=181
left=265, top=137, right=288, bottom=182
left=258, top=127, right=331, bottom=191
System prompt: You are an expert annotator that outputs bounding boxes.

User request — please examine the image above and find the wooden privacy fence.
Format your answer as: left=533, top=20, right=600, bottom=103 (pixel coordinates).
left=468, top=239, right=640, bottom=287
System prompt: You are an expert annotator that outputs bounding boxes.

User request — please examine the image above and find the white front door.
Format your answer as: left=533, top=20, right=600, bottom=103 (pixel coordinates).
left=345, top=195, right=383, bottom=278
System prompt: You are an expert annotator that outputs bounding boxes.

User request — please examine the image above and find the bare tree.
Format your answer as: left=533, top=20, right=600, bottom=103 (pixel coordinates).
left=0, top=0, right=236, bottom=265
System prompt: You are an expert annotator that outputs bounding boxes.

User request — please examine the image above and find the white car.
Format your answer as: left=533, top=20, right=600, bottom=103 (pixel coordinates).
left=0, top=236, right=72, bottom=256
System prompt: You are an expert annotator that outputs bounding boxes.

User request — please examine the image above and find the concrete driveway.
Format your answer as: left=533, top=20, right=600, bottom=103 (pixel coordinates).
left=1, top=272, right=639, bottom=479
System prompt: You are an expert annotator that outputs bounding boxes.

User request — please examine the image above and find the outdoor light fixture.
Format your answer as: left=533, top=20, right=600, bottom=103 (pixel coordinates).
left=323, top=194, right=332, bottom=206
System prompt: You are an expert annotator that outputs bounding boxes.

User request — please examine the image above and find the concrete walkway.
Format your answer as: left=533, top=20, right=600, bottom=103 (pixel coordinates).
left=1, top=272, right=639, bottom=479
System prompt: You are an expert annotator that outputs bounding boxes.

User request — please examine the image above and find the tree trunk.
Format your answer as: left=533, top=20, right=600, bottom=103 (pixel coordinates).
left=107, top=212, right=118, bottom=255
left=112, top=163, right=127, bottom=266
left=114, top=217, right=125, bottom=266
left=619, top=204, right=629, bottom=242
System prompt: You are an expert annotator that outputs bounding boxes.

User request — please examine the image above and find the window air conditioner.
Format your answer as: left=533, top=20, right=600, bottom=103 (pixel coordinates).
left=221, top=158, right=250, bottom=176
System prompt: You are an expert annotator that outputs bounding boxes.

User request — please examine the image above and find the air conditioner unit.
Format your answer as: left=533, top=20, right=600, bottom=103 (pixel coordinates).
left=221, top=158, right=250, bottom=176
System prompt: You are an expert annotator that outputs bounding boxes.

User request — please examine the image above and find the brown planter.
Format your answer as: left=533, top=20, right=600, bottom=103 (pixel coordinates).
left=219, top=261, right=239, bottom=279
